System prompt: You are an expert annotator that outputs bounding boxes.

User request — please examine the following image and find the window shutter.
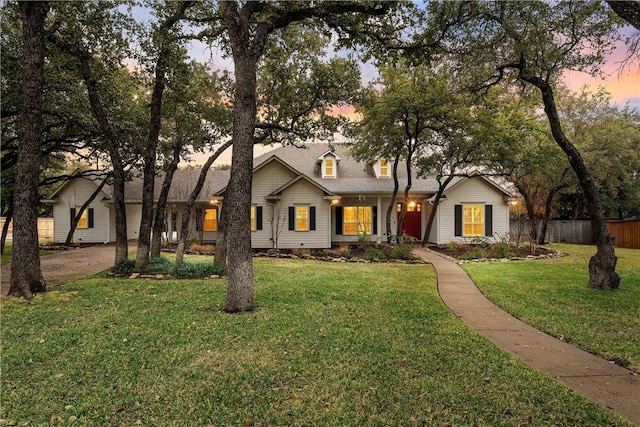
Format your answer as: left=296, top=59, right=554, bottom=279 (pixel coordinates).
left=70, top=208, right=76, bottom=226
left=454, top=205, right=462, bottom=237
left=310, top=206, right=316, bottom=231
left=256, top=206, right=263, bottom=231
left=335, top=206, right=343, bottom=235
left=485, top=205, right=493, bottom=236
left=88, top=208, right=94, bottom=228
left=288, top=206, right=295, bottom=230
left=372, top=206, right=377, bottom=234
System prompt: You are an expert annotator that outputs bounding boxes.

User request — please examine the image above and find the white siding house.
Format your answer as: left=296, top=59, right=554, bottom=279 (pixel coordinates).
left=47, top=144, right=514, bottom=248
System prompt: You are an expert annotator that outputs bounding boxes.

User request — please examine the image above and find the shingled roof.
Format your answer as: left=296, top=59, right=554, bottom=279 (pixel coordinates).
left=252, top=143, right=442, bottom=195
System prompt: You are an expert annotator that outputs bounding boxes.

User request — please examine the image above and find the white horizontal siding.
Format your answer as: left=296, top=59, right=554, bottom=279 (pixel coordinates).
left=274, top=179, right=330, bottom=249
left=436, top=177, right=509, bottom=244
left=53, top=178, right=110, bottom=243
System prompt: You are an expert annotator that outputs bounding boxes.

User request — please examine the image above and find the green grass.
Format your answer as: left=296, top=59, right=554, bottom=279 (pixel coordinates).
left=463, top=244, right=640, bottom=372
left=1, top=258, right=629, bottom=426
left=1, top=242, right=60, bottom=265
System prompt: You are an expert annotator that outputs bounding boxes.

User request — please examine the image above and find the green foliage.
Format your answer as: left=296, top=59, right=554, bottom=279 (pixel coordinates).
left=111, top=256, right=226, bottom=279
left=459, top=246, right=487, bottom=260
left=441, top=242, right=456, bottom=253
left=491, top=243, right=516, bottom=259
left=365, top=246, right=384, bottom=261
left=356, top=232, right=373, bottom=247
left=111, top=259, right=136, bottom=275
left=391, top=243, right=412, bottom=260
left=175, top=261, right=227, bottom=279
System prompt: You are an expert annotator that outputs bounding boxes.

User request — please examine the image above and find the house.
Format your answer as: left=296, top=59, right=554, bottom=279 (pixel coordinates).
left=45, top=144, right=514, bottom=248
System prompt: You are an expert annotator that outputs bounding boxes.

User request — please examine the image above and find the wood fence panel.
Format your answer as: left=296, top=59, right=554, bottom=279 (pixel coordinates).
left=606, top=219, right=640, bottom=249
left=0, top=217, right=54, bottom=241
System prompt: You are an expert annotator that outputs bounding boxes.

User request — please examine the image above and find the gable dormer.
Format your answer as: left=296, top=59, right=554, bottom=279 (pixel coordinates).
left=317, top=150, right=341, bottom=179
left=373, top=157, right=391, bottom=178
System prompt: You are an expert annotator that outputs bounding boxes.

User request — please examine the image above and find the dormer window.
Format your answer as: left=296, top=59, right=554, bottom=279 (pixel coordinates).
left=379, top=158, right=389, bottom=177
left=375, top=157, right=390, bottom=178
left=322, top=156, right=336, bottom=178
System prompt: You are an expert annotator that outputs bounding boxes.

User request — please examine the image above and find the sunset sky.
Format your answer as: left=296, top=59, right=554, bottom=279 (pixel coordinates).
left=176, top=15, right=638, bottom=167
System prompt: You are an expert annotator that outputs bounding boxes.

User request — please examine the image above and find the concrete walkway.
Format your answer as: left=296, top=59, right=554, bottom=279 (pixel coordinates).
left=1, top=244, right=119, bottom=297
left=414, top=247, right=640, bottom=426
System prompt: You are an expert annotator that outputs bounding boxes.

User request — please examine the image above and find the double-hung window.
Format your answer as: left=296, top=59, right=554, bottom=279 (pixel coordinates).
left=463, top=205, right=484, bottom=236
left=295, top=206, right=309, bottom=231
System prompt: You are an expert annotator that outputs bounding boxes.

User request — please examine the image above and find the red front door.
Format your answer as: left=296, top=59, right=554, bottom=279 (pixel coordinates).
left=397, top=202, right=422, bottom=241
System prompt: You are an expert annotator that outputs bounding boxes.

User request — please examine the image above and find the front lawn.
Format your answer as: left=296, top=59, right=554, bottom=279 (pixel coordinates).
left=1, top=243, right=60, bottom=265
left=463, top=244, right=640, bottom=372
left=1, top=258, right=628, bottom=426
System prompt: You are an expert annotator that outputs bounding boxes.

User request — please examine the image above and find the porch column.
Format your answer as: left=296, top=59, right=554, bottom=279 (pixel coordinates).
left=377, top=196, right=383, bottom=243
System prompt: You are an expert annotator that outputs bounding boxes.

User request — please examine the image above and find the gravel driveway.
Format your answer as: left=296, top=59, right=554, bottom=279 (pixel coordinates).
left=1, top=244, right=121, bottom=297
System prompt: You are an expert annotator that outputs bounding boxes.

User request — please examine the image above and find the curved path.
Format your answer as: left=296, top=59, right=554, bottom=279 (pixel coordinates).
left=414, top=247, right=640, bottom=426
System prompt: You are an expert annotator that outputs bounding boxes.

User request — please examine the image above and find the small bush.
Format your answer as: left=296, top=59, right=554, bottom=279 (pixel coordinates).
left=112, top=259, right=135, bottom=275
left=365, top=247, right=384, bottom=261
left=460, top=246, right=487, bottom=260
left=391, top=244, right=412, bottom=260
left=292, top=248, right=311, bottom=256
left=341, top=252, right=353, bottom=259
left=175, top=262, right=227, bottom=279
left=442, top=243, right=456, bottom=253
left=145, top=256, right=175, bottom=274
left=357, top=232, right=373, bottom=247
left=491, top=243, right=515, bottom=259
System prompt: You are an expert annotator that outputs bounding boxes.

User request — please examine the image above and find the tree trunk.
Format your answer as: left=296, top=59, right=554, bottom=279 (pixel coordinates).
left=9, top=1, right=49, bottom=299
left=75, top=47, right=129, bottom=265
left=396, top=151, right=414, bottom=240
left=66, top=178, right=107, bottom=244
left=421, top=176, right=454, bottom=246
left=223, top=54, right=256, bottom=313
left=385, top=155, right=400, bottom=242
left=135, top=2, right=193, bottom=270
left=214, top=200, right=228, bottom=267
left=150, top=143, right=181, bottom=257
left=174, top=140, right=233, bottom=267
left=1, top=203, right=13, bottom=255
left=537, top=185, right=565, bottom=245
left=520, top=70, right=619, bottom=289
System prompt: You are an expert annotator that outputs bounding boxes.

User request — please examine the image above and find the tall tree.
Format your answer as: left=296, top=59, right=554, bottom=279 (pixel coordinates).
left=46, top=1, right=144, bottom=265
left=9, top=1, right=49, bottom=299
left=427, top=0, right=625, bottom=289
left=351, top=61, right=467, bottom=240
left=213, top=1, right=390, bottom=312
left=135, top=1, right=195, bottom=270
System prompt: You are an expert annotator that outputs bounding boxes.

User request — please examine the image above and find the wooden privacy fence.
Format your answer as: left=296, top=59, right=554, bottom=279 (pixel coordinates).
left=0, top=217, right=54, bottom=241
left=510, top=218, right=640, bottom=249
left=606, top=219, right=640, bottom=249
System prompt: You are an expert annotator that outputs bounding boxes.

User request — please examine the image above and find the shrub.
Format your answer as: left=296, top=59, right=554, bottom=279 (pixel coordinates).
left=459, top=246, right=487, bottom=260
left=491, top=243, right=515, bottom=259
left=391, top=244, right=412, bottom=260
left=442, top=243, right=456, bottom=253
left=112, top=259, right=135, bottom=275
left=365, top=247, right=384, bottom=261
left=145, top=256, right=175, bottom=274
left=175, top=261, right=227, bottom=278
left=341, top=252, right=353, bottom=259
left=357, top=232, right=373, bottom=247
